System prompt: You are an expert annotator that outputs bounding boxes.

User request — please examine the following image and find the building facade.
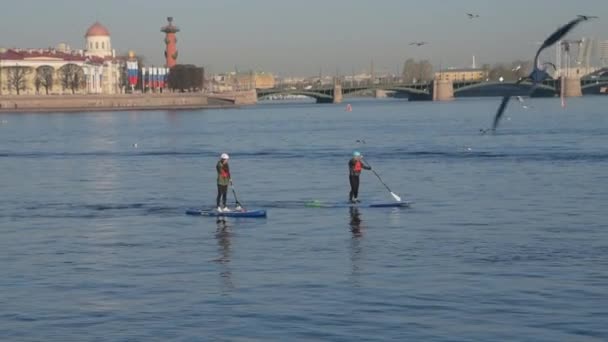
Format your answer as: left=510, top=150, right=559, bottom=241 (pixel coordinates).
left=600, top=40, right=608, bottom=67
left=0, top=22, right=123, bottom=95
left=210, top=72, right=276, bottom=92
left=434, top=68, right=488, bottom=82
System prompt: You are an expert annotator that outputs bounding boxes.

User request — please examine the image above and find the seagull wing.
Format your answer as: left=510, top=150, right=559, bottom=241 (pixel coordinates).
left=541, top=62, right=557, bottom=71
left=492, top=78, right=527, bottom=130
left=533, top=17, right=585, bottom=68
left=492, top=95, right=512, bottom=130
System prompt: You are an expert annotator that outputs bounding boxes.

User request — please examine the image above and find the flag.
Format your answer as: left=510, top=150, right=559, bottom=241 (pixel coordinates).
left=141, top=67, right=147, bottom=88
left=127, top=60, right=139, bottom=87
left=152, top=67, right=158, bottom=89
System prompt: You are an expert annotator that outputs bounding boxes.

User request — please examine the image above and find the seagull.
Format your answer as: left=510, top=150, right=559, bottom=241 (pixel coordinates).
left=577, top=15, right=598, bottom=20
left=516, top=96, right=532, bottom=109
left=467, top=13, right=480, bottom=19
left=409, top=41, right=428, bottom=47
left=489, top=16, right=595, bottom=131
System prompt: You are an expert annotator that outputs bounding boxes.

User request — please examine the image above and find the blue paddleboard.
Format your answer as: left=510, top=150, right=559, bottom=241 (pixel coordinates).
left=186, top=208, right=267, bottom=218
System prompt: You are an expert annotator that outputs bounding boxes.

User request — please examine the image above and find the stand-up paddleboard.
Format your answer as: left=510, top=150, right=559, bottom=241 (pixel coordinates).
left=305, top=200, right=411, bottom=209
left=186, top=208, right=267, bottom=218
left=367, top=202, right=410, bottom=208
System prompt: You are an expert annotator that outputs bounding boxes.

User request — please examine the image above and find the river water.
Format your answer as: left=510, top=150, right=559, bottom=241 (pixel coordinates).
left=1, top=97, right=607, bottom=341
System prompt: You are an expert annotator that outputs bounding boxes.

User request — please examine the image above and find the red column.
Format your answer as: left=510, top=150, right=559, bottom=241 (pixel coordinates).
left=161, top=17, right=180, bottom=68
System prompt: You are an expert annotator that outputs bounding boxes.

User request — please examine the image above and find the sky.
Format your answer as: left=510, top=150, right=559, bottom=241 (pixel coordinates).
left=0, top=0, right=606, bottom=76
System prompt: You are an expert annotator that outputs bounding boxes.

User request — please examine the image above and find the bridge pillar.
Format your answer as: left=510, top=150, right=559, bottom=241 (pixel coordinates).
left=333, top=83, right=343, bottom=104
left=432, top=79, right=454, bottom=101
left=562, top=76, right=582, bottom=97
left=375, top=89, right=388, bottom=98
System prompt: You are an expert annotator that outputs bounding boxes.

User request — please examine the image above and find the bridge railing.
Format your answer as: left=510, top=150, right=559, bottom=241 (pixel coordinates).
left=260, top=77, right=608, bottom=93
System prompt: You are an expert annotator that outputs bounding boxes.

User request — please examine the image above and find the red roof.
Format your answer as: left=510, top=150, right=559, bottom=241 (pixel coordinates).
left=85, top=22, right=110, bottom=37
left=0, top=49, right=111, bottom=65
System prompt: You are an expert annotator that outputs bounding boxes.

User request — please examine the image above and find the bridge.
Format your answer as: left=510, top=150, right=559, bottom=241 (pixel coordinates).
left=256, top=77, right=608, bottom=103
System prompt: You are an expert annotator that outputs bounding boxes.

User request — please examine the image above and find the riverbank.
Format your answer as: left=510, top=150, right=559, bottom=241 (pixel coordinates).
left=0, top=92, right=253, bottom=113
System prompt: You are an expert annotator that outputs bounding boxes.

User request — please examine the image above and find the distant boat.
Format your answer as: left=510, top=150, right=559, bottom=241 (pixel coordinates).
left=346, top=104, right=352, bottom=112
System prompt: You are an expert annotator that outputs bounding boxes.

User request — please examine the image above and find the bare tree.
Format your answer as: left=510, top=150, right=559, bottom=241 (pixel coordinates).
left=59, top=64, right=85, bottom=94
left=487, top=61, right=534, bottom=81
left=417, top=60, right=434, bottom=82
left=402, top=59, right=417, bottom=83
left=402, top=59, right=433, bottom=83
left=7, top=66, right=32, bottom=95
left=35, top=66, right=54, bottom=95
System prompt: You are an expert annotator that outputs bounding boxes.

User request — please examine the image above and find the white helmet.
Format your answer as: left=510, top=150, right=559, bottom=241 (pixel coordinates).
left=220, top=153, right=229, bottom=160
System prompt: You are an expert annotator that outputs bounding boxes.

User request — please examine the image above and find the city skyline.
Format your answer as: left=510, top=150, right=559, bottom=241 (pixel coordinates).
left=0, top=0, right=606, bottom=76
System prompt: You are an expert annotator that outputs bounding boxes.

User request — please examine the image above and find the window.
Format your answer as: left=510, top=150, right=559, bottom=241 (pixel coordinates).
left=102, top=42, right=105, bottom=49
left=96, top=42, right=99, bottom=49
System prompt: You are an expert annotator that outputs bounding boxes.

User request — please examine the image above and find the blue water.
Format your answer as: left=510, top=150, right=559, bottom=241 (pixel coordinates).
left=1, top=97, right=607, bottom=341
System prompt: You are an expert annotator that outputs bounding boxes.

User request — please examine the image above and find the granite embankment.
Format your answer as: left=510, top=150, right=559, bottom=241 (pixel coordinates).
left=0, top=91, right=257, bottom=113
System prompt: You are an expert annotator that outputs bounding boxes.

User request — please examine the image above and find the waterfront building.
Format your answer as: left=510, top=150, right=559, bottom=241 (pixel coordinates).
left=600, top=40, right=608, bottom=67
left=211, top=71, right=275, bottom=92
left=434, top=68, right=488, bottom=82
left=0, top=22, right=123, bottom=95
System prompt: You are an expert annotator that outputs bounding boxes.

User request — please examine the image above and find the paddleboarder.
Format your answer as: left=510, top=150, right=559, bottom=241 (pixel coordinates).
left=348, top=151, right=371, bottom=203
left=216, top=153, right=231, bottom=212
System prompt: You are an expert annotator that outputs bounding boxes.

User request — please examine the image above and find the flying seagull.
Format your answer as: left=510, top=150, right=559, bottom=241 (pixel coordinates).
left=577, top=15, right=598, bottom=20
left=409, top=41, right=428, bottom=46
left=516, top=96, right=532, bottom=109
left=489, top=16, right=595, bottom=131
left=467, top=13, right=480, bottom=19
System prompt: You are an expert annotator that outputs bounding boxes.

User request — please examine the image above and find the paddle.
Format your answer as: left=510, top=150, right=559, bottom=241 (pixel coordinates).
left=230, top=181, right=244, bottom=210
left=361, top=158, right=402, bottom=202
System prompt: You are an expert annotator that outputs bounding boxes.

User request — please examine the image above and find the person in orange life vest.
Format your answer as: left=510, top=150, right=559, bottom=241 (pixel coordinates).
left=216, top=153, right=231, bottom=212
left=348, top=151, right=371, bottom=203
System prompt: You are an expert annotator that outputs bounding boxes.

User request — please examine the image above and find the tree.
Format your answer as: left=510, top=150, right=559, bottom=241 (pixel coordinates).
left=486, top=60, right=535, bottom=82
left=35, top=66, right=54, bottom=95
left=59, top=64, right=85, bottom=94
left=417, top=59, right=434, bottom=82
left=402, top=59, right=417, bottom=83
left=168, top=64, right=204, bottom=92
left=6, top=66, right=32, bottom=95
left=402, top=59, right=433, bottom=83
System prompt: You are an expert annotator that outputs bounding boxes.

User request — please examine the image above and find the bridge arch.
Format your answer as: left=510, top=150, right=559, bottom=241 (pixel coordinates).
left=581, top=80, right=608, bottom=95
left=340, top=85, right=430, bottom=98
left=454, top=81, right=556, bottom=97
left=257, top=89, right=334, bottom=103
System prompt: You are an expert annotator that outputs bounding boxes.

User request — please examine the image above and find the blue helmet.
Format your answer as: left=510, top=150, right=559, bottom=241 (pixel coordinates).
left=353, top=151, right=361, bottom=157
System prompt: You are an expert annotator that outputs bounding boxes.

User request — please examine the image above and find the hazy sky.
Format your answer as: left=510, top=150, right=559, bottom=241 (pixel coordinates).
left=1, top=0, right=606, bottom=76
